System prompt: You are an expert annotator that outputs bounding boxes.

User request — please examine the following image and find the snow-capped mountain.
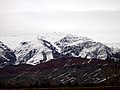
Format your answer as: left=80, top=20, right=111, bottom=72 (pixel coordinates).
left=55, top=34, right=119, bottom=60
left=0, top=32, right=120, bottom=66
left=15, top=36, right=59, bottom=65
left=0, top=41, right=16, bottom=67
left=13, top=33, right=67, bottom=65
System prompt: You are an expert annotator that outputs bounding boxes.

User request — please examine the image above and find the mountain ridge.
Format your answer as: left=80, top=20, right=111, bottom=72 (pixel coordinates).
left=0, top=32, right=120, bottom=66
left=0, top=57, right=119, bottom=88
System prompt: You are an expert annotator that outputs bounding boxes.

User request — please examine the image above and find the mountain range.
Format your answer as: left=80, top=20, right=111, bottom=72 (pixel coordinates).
left=0, top=32, right=120, bottom=67
left=0, top=32, right=120, bottom=88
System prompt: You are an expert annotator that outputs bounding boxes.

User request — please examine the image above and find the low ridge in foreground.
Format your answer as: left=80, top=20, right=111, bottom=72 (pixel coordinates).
left=0, top=57, right=119, bottom=88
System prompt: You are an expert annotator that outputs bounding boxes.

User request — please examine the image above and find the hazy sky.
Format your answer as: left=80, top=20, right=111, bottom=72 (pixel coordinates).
left=0, top=0, right=120, bottom=43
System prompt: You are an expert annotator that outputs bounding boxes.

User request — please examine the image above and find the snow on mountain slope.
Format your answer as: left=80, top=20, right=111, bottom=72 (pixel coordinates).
left=0, top=32, right=67, bottom=50
left=15, top=36, right=54, bottom=65
left=0, top=32, right=120, bottom=66
left=14, top=33, right=100, bottom=65
left=55, top=35, right=115, bottom=60
left=37, top=32, right=67, bottom=52
left=0, top=41, right=16, bottom=67
left=79, top=42, right=113, bottom=60
left=55, top=34, right=93, bottom=47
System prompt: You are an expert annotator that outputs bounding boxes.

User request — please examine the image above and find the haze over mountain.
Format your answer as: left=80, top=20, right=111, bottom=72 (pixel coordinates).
left=0, top=0, right=120, bottom=43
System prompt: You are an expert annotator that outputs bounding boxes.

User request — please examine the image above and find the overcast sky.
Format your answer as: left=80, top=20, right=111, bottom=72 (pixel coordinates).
left=0, top=0, right=120, bottom=43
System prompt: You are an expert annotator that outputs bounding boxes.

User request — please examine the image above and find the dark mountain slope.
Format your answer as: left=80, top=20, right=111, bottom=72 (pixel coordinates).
left=0, top=57, right=119, bottom=88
